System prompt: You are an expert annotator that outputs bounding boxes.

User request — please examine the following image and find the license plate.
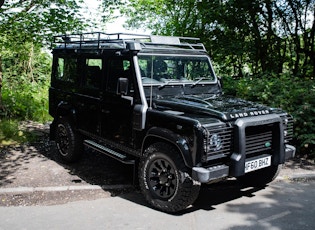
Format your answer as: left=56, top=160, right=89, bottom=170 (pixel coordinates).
left=244, top=155, right=271, bottom=173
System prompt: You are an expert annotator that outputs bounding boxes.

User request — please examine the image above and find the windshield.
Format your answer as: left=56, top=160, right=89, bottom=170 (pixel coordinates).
left=138, top=54, right=216, bottom=85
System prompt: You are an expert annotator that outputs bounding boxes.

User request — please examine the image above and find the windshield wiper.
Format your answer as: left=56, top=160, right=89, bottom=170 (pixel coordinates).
left=158, top=81, right=170, bottom=90
left=158, top=79, right=178, bottom=90
left=190, top=77, right=205, bottom=88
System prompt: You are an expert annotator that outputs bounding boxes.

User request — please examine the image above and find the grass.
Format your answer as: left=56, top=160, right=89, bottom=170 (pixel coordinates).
left=0, top=119, right=39, bottom=146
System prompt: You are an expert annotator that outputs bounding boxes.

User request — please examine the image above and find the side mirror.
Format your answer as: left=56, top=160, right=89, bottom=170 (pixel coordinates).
left=117, top=78, right=129, bottom=95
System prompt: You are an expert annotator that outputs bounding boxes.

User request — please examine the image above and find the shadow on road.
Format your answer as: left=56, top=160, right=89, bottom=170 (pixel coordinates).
left=193, top=181, right=264, bottom=211
left=0, top=126, right=278, bottom=215
left=0, top=141, right=51, bottom=186
left=38, top=137, right=267, bottom=213
left=42, top=139, right=135, bottom=191
left=0, top=131, right=268, bottom=213
left=117, top=179, right=266, bottom=215
left=2, top=123, right=315, bottom=218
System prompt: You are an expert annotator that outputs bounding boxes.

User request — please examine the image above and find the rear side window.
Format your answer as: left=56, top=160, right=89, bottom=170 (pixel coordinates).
left=55, top=57, right=77, bottom=83
left=83, top=58, right=102, bottom=89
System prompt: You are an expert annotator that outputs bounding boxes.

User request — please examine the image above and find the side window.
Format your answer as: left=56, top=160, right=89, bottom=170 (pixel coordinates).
left=107, top=58, right=132, bottom=94
left=82, top=58, right=102, bottom=89
left=122, top=60, right=130, bottom=71
left=138, top=58, right=149, bottom=78
left=56, top=57, right=77, bottom=83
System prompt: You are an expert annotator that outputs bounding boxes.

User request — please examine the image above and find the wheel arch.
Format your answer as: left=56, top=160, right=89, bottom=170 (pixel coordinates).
left=142, top=127, right=194, bottom=168
left=50, top=101, right=77, bottom=140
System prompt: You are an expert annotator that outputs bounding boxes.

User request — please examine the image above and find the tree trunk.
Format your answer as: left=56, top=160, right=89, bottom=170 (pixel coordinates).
left=0, top=55, right=3, bottom=111
left=310, top=6, right=315, bottom=77
left=28, top=43, right=35, bottom=82
left=249, top=10, right=266, bottom=72
left=287, top=0, right=301, bottom=75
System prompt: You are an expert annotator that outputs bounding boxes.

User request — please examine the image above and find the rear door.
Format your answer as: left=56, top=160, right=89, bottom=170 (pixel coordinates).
left=49, top=53, right=79, bottom=118
left=75, top=56, right=103, bottom=135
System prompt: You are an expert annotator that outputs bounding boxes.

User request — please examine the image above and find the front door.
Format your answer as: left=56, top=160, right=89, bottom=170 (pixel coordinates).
left=101, top=56, right=135, bottom=146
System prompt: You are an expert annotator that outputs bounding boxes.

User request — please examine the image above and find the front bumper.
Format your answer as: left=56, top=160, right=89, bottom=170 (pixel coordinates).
left=192, top=144, right=296, bottom=184
left=192, top=165, right=229, bottom=183
left=285, top=144, right=296, bottom=160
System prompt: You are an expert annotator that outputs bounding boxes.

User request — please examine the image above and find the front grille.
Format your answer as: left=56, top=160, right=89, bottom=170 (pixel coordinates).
left=245, top=124, right=274, bottom=155
left=203, top=114, right=293, bottom=162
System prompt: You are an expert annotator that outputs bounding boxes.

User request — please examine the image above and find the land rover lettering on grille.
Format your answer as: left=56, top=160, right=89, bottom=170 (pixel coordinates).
left=228, top=109, right=270, bottom=119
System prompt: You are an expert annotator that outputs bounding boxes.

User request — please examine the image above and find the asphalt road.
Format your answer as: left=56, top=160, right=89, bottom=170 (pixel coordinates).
left=1, top=179, right=315, bottom=230
left=1, top=130, right=315, bottom=230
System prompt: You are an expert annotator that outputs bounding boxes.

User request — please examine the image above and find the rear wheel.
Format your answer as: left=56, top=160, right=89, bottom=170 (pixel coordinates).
left=55, top=118, right=83, bottom=163
left=237, top=164, right=282, bottom=187
left=139, top=143, right=200, bottom=213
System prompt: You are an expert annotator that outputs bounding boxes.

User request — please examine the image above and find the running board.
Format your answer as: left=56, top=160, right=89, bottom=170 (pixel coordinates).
left=83, top=140, right=135, bottom=164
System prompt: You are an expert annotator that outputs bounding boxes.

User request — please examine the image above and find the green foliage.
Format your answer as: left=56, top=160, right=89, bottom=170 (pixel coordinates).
left=0, top=0, right=92, bottom=112
left=292, top=96, right=315, bottom=159
left=0, top=0, right=93, bottom=145
left=223, top=74, right=315, bottom=158
left=0, top=119, right=37, bottom=146
left=0, top=0, right=88, bottom=45
left=104, top=0, right=202, bottom=36
left=1, top=81, right=51, bottom=123
left=0, top=42, right=52, bottom=123
left=0, top=43, right=51, bottom=146
left=107, top=0, right=315, bottom=78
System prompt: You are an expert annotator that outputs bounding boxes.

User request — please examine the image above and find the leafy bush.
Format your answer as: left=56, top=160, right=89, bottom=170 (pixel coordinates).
left=0, top=43, right=51, bottom=145
left=223, top=74, right=315, bottom=158
left=0, top=79, right=51, bottom=146
left=1, top=42, right=52, bottom=123
left=1, top=80, right=51, bottom=123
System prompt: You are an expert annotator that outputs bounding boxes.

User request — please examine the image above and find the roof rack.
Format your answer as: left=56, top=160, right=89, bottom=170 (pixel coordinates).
left=52, top=32, right=206, bottom=52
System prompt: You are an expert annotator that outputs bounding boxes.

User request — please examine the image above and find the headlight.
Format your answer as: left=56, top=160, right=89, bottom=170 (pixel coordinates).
left=209, top=134, right=222, bottom=151
left=202, top=124, right=233, bottom=161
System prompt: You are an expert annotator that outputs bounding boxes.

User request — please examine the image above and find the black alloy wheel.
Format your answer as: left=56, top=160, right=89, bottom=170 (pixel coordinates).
left=55, top=118, right=82, bottom=162
left=139, top=143, right=200, bottom=213
left=147, top=157, right=178, bottom=200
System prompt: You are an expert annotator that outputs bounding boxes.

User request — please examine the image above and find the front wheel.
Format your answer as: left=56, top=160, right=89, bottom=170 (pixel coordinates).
left=55, top=118, right=83, bottom=163
left=139, top=143, right=200, bottom=213
left=237, top=164, right=282, bottom=187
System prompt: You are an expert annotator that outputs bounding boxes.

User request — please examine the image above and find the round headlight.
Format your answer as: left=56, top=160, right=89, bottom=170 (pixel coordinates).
left=209, top=134, right=222, bottom=151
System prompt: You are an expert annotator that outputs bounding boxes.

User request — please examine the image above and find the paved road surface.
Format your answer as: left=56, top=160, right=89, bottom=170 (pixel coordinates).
left=1, top=138, right=314, bottom=230
left=1, top=179, right=314, bottom=230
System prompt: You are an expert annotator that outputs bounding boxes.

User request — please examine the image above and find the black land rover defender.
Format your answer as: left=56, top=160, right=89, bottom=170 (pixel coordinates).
left=49, top=32, right=296, bottom=212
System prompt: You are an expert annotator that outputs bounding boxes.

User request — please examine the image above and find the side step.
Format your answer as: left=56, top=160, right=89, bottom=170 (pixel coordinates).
left=83, top=140, right=135, bottom=165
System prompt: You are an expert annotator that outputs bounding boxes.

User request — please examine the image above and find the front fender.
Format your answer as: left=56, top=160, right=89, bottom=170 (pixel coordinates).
left=142, top=127, right=194, bottom=168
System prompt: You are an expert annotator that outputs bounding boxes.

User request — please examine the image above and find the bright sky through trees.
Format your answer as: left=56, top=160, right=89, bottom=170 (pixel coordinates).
left=83, top=0, right=149, bottom=33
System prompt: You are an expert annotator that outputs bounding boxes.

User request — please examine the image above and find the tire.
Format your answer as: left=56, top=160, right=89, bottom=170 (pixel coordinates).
left=237, top=164, right=282, bottom=187
left=55, top=118, right=83, bottom=163
left=139, top=143, right=200, bottom=213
